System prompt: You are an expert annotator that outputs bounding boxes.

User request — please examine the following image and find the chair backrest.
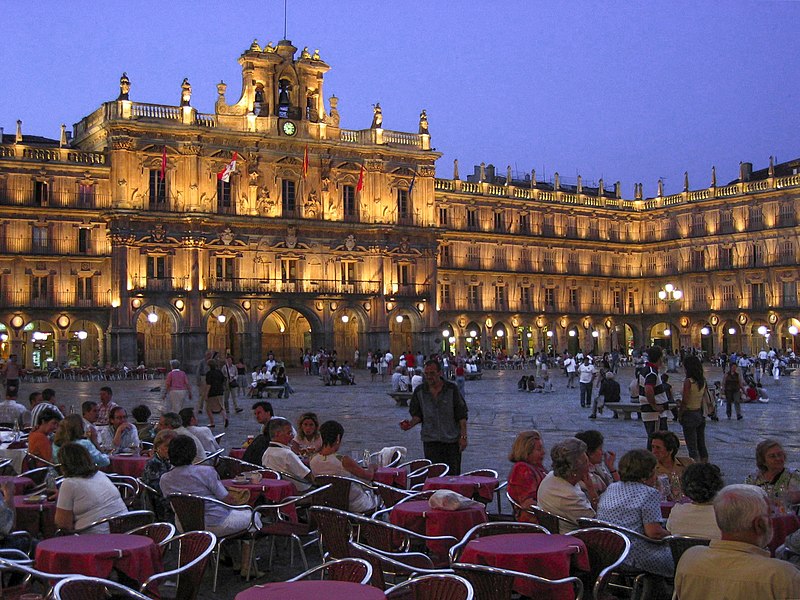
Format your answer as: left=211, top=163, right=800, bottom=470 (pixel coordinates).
left=127, top=522, right=177, bottom=555
left=287, top=557, right=372, bottom=584
left=566, top=527, right=630, bottom=600
left=108, top=510, right=155, bottom=534
left=372, top=481, right=413, bottom=509
left=0, top=557, right=75, bottom=598
left=168, top=494, right=207, bottom=531
left=54, top=576, right=152, bottom=600
left=462, top=469, right=499, bottom=478
left=141, top=531, right=216, bottom=600
left=666, top=535, right=710, bottom=567
left=398, top=459, right=431, bottom=473
left=449, top=521, right=548, bottom=563
left=577, top=518, right=664, bottom=546
left=452, top=563, right=583, bottom=600
left=386, top=573, right=474, bottom=600
left=348, top=540, right=442, bottom=590
left=214, top=455, right=257, bottom=480
left=307, top=506, right=354, bottom=560
left=530, top=505, right=575, bottom=534
left=19, top=466, right=50, bottom=486
left=313, top=475, right=353, bottom=511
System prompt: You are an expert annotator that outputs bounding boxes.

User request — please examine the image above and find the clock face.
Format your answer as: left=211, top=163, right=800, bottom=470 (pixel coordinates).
left=282, top=121, right=297, bottom=136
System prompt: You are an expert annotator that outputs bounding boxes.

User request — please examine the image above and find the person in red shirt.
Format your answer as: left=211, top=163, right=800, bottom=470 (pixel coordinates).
left=507, top=430, right=548, bottom=521
left=28, top=408, right=62, bottom=464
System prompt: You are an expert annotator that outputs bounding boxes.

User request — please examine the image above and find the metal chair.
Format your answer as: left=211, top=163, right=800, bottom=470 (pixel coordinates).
left=287, top=557, right=373, bottom=584
left=19, top=466, right=51, bottom=487
left=408, top=463, right=450, bottom=490
left=385, top=573, right=474, bottom=600
left=314, top=474, right=380, bottom=513
left=54, top=575, right=152, bottom=600
left=566, top=527, right=631, bottom=600
left=448, top=521, right=549, bottom=563
left=0, top=459, right=16, bottom=476
left=307, top=505, right=354, bottom=561
left=0, top=556, right=76, bottom=599
left=59, top=509, right=155, bottom=536
left=168, top=493, right=254, bottom=591
left=462, top=469, right=498, bottom=478
left=397, top=458, right=431, bottom=473
left=140, top=530, right=216, bottom=600
left=666, top=535, right=710, bottom=568
left=214, top=455, right=259, bottom=480
left=452, top=562, right=583, bottom=600
left=348, top=539, right=454, bottom=590
left=372, top=481, right=416, bottom=509
left=127, top=522, right=177, bottom=556
left=193, top=448, right=224, bottom=466
left=529, top=504, right=579, bottom=534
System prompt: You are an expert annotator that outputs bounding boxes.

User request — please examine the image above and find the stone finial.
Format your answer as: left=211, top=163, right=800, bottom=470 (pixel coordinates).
left=598, top=178, right=604, bottom=195
left=453, top=158, right=460, bottom=180
left=118, top=72, right=131, bottom=101
left=217, top=80, right=227, bottom=98
left=615, top=181, right=621, bottom=199
left=59, top=124, right=67, bottom=147
left=312, top=49, right=321, bottom=60
left=418, top=109, right=429, bottom=134
left=531, top=169, right=536, bottom=187
left=769, top=156, right=775, bottom=177
left=265, top=41, right=276, bottom=53
left=301, top=47, right=311, bottom=59
left=657, top=178, right=664, bottom=197
left=249, top=39, right=262, bottom=52
left=180, top=78, right=192, bottom=107
left=554, top=172, right=560, bottom=190
left=479, top=162, right=486, bottom=182
left=506, top=166, right=512, bottom=185
left=15, top=120, right=22, bottom=143
left=371, top=103, right=383, bottom=129
left=576, top=174, right=582, bottom=194
left=711, top=165, right=716, bottom=187
left=684, top=171, right=689, bottom=192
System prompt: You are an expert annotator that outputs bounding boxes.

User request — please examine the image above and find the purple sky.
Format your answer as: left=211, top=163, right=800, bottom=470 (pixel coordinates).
left=2, top=1, right=797, bottom=196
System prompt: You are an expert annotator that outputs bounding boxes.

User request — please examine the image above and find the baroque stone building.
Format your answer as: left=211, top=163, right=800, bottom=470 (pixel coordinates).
left=0, top=40, right=798, bottom=369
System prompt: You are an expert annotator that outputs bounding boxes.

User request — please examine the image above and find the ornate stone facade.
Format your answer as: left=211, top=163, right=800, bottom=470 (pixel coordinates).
left=0, top=40, right=797, bottom=369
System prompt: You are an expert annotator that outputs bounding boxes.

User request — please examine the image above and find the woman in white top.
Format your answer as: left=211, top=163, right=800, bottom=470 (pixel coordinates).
left=666, top=462, right=724, bottom=540
left=55, top=442, right=128, bottom=533
left=309, top=420, right=380, bottom=514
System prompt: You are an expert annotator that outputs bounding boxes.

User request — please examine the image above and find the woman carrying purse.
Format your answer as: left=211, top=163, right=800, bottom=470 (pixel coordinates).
left=677, top=355, right=710, bottom=463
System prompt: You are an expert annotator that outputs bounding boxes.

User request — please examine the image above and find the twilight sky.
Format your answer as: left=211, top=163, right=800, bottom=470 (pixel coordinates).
left=1, top=1, right=797, bottom=196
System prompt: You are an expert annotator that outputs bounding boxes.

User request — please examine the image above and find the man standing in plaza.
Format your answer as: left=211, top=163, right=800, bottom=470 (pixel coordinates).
left=401, top=359, right=468, bottom=475
left=1, top=355, right=20, bottom=399
left=639, top=346, right=669, bottom=444
left=563, top=353, right=577, bottom=388
left=577, top=356, right=596, bottom=408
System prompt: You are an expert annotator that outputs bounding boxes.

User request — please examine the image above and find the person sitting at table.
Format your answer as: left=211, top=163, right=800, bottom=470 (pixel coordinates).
left=597, top=449, right=673, bottom=588
left=530, top=437, right=598, bottom=533
left=97, top=406, right=141, bottom=455
left=745, top=439, right=800, bottom=512
left=575, top=429, right=619, bottom=495
left=52, top=414, right=110, bottom=468
left=310, top=420, right=380, bottom=514
left=81, top=401, right=100, bottom=447
left=242, top=401, right=273, bottom=465
left=159, top=435, right=261, bottom=575
left=262, top=418, right=314, bottom=491
left=0, top=391, right=27, bottom=428
left=156, top=412, right=205, bottom=461
left=507, top=430, right=547, bottom=518
left=142, top=429, right=177, bottom=521
left=55, top=442, right=129, bottom=534
left=674, top=484, right=800, bottom=600
left=650, top=430, right=693, bottom=501
left=28, top=408, right=62, bottom=464
left=290, top=412, right=322, bottom=458
left=178, top=408, right=220, bottom=455
left=666, top=462, right=724, bottom=540
left=131, top=404, right=156, bottom=444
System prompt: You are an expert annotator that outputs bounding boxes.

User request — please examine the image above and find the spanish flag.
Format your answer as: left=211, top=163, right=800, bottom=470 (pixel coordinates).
left=356, top=164, right=365, bottom=192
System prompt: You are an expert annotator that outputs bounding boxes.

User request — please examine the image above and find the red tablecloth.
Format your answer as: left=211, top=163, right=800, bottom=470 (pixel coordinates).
left=769, top=514, right=800, bottom=556
left=235, top=581, right=386, bottom=600
left=373, top=467, right=407, bottom=489
left=460, top=533, right=589, bottom=600
left=230, top=448, right=246, bottom=460
left=108, top=455, right=150, bottom=477
left=390, top=500, right=487, bottom=555
left=222, top=478, right=298, bottom=520
left=13, top=495, right=56, bottom=538
left=423, top=475, right=499, bottom=501
left=36, top=534, right=162, bottom=583
left=0, top=476, right=34, bottom=495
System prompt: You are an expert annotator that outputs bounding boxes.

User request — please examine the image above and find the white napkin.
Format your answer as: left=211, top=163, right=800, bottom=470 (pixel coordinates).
left=378, top=446, right=407, bottom=467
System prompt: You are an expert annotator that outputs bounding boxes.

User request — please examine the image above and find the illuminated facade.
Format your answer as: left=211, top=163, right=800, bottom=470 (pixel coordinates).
left=0, top=40, right=798, bottom=368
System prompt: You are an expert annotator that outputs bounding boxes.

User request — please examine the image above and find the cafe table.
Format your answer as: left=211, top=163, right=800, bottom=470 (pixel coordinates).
left=235, top=581, right=386, bottom=600
left=222, top=478, right=298, bottom=518
left=0, top=476, right=34, bottom=495
left=36, top=533, right=162, bottom=584
left=460, top=532, right=589, bottom=600
left=14, top=494, right=57, bottom=538
left=229, top=448, right=247, bottom=460
left=373, top=467, right=407, bottom=488
left=108, top=454, right=150, bottom=478
left=390, top=499, right=486, bottom=555
left=422, top=475, right=499, bottom=502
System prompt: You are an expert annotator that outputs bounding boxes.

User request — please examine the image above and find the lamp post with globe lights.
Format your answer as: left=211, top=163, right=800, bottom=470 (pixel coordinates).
left=789, top=325, right=798, bottom=353
left=658, top=283, right=682, bottom=351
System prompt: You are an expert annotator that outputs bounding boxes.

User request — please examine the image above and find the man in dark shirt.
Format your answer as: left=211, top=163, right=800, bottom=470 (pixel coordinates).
left=242, top=401, right=273, bottom=465
left=590, top=371, right=621, bottom=419
left=401, top=359, right=468, bottom=475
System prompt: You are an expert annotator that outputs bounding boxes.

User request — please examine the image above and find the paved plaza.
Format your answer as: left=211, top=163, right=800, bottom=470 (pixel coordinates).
left=17, top=364, right=800, bottom=595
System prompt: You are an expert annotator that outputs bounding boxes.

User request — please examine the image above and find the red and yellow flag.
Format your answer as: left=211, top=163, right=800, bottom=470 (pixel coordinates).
left=356, top=164, right=365, bottom=192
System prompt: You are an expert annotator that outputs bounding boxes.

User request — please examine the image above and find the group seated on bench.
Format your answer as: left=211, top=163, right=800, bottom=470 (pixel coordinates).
left=321, top=360, right=356, bottom=385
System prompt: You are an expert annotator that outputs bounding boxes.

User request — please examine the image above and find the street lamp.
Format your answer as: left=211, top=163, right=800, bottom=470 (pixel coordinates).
left=658, top=283, right=682, bottom=351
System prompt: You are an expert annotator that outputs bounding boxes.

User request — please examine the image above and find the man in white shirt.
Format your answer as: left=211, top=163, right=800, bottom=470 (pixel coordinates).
left=390, top=367, right=405, bottom=391
left=577, top=356, right=596, bottom=408
left=97, top=406, right=141, bottom=454
left=179, top=408, right=221, bottom=455
left=156, top=412, right=205, bottom=460
left=262, top=418, right=313, bottom=490
left=564, top=354, right=577, bottom=388
left=411, top=369, right=423, bottom=391
left=0, top=392, right=27, bottom=427
left=81, top=400, right=100, bottom=446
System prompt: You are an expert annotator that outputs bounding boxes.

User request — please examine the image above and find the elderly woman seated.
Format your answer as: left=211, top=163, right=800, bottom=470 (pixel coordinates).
left=52, top=414, right=110, bottom=468
left=651, top=430, right=694, bottom=501
left=55, top=443, right=129, bottom=533
left=745, top=438, right=800, bottom=513
left=309, top=420, right=380, bottom=514
left=597, top=449, right=673, bottom=579
left=159, top=435, right=261, bottom=575
left=142, top=429, right=178, bottom=521
left=507, top=430, right=548, bottom=519
left=666, top=462, right=724, bottom=540
left=536, top=437, right=598, bottom=532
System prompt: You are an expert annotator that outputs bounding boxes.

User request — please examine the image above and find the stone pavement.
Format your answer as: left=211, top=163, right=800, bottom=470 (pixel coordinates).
left=18, top=364, right=800, bottom=596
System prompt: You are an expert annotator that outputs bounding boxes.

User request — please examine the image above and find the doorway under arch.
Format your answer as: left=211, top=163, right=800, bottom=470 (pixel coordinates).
left=465, top=321, right=482, bottom=354
left=207, top=310, right=241, bottom=359
left=439, top=321, right=456, bottom=355
left=389, top=313, right=414, bottom=357
left=650, top=322, right=677, bottom=353
left=68, top=320, right=103, bottom=367
left=333, top=309, right=363, bottom=365
left=136, top=307, right=174, bottom=367
left=567, top=326, right=580, bottom=356
left=25, top=320, right=56, bottom=368
left=262, top=307, right=311, bottom=366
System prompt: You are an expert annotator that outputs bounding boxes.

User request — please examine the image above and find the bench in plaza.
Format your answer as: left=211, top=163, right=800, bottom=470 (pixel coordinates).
left=604, top=402, right=677, bottom=421
left=253, top=386, right=286, bottom=399
left=388, top=391, right=413, bottom=407
left=465, top=372, right=482, bottom=381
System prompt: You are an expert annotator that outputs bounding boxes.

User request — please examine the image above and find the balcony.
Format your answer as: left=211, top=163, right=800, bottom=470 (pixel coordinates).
left=0, top=235, right=109, bottom=256
left=204, top=278, right=382, bottom=296
left=1, top=290, right=111, bottom=308
left=0, top=186, right=110, bottom=209
left=390, top=283, right=432, bottom=299
left=130, top=276, right=188, bottom=292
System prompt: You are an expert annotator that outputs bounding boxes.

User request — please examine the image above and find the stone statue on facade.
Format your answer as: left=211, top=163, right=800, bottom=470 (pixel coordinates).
left=326, top=96, right=341, bottom=127
left=371, top=103, right=383, bottom=129
left=419, top=109, right=429, bottom=134
left=304, top=191, right=320, bottom=218
left=118, top=73, right=131, bottom=101
left=180, top=78, right=192, bottom=106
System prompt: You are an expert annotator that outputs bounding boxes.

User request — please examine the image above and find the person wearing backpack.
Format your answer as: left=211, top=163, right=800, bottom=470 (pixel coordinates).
left=638, top=346, right=670, bottom=446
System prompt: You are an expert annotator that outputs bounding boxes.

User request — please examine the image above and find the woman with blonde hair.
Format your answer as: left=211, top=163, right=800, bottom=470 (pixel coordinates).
left=52, top=414, right=110, bottom=468
left=291, top=412, right=322, bottom=457
left=507, top=430, right=548, bottom=513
